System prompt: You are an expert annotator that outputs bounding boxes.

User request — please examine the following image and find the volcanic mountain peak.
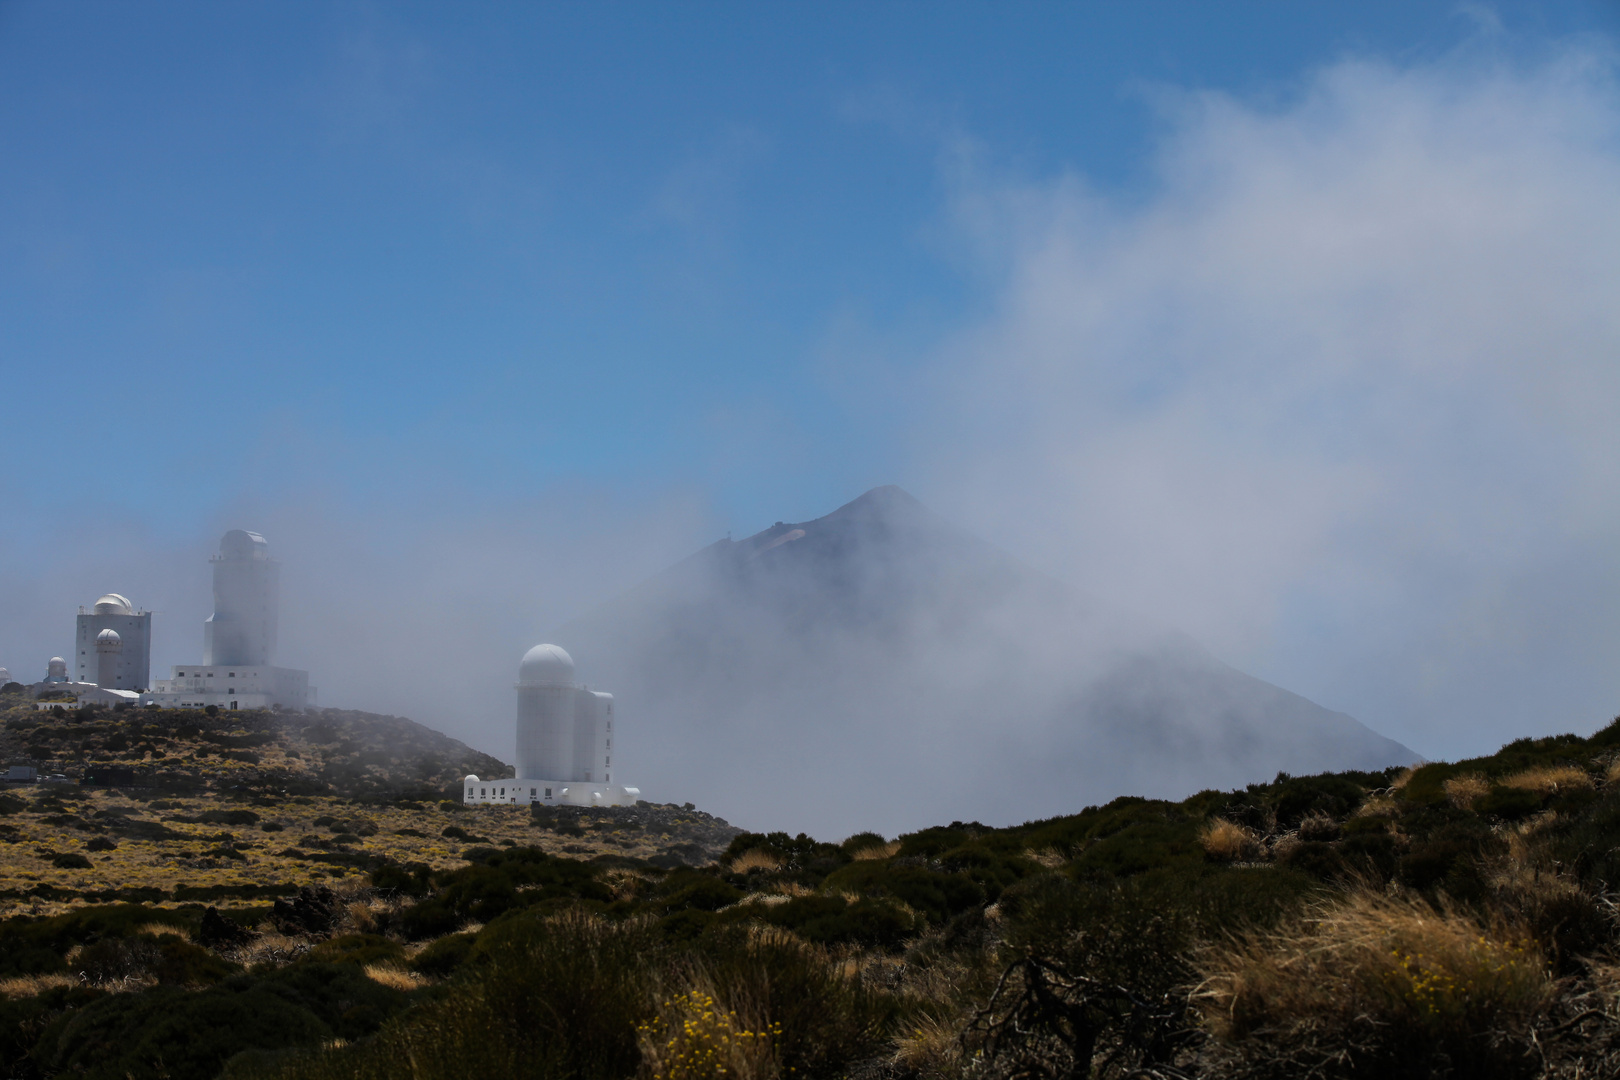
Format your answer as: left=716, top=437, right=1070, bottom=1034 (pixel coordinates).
left=560, top=486, right=1417, bottom=837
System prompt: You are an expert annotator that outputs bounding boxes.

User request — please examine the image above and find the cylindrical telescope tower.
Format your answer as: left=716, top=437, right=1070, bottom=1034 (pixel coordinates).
left=95, top=628, right=122, bottom=689
left=516, top=644, right=578, bottom=780
left=204, top=529, right=279, bottom=667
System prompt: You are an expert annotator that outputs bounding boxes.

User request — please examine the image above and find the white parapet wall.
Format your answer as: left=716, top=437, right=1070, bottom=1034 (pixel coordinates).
left=462, top=773, right=640, bottom=807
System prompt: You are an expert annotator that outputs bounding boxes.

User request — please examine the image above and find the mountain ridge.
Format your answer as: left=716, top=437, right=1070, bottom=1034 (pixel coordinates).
left=558, top=486, right=1417, bottom=837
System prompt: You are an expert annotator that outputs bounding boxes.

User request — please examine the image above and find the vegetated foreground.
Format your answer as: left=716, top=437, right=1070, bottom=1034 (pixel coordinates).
left=8, top=703, right=1620, bottom=1078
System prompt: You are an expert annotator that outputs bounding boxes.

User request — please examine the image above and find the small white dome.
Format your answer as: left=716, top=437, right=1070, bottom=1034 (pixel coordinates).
left=519, top=644, right=576, bottom=687
left=464, top=774, right=480, bottom=783
left=94, top=593, right=133, bottom=615
left=96, top=628, right=122, bottom=646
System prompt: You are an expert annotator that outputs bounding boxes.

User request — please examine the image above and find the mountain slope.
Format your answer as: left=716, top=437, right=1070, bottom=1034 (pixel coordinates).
left=559, top=486, right=1416, bottom=836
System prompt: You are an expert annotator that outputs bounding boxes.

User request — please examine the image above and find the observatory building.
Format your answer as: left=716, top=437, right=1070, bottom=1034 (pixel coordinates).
left=74, top=593, right=151, bottom=690
left=463, top=644, right=639, bottom=807
left=144, top=530, right=314, bottom=711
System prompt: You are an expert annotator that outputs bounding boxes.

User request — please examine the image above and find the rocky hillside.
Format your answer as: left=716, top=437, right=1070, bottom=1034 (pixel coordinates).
left=0, top=693, right=741, bottom=915
left=0, top=694, right=508, bottom=800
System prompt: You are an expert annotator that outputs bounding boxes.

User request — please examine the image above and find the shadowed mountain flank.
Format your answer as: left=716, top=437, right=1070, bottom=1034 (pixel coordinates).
left=559, top=486, right=1416, bottom=836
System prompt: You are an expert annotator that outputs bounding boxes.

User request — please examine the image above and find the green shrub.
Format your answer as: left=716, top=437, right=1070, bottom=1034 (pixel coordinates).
left=754, top=893, right=916, bottom=949
left=246, top=910, right=655, bottom=1079
left=1478, top=785, right=1544, bottom=820
left=399, top=848, right=608, bottom=938
left=0, top=905, right=193, bottom=977
left=651, top=868, right=743, bottom=914
left=411, top=931, right=478, bottom=978
left=307, top=934, right=406, bottom=968
left=698, top=921, right=902, bottom=1076
left=74, top=934, right=235, bottom=986
left=32, top=984, right=331, bottom=1080
left=841, top=830, right=886, bottom=853
left=199, top=809, right=261, bottom=826
left=822, top=860, right=984, bottom=923
left=1272, top=774, right=1368, bottom=827
left=370, top=860, right=433, bottom=897
left=722, top=830, right=848, bottom=875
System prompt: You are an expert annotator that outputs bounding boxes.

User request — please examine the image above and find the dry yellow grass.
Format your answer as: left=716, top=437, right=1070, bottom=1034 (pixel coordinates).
left=850, top=840, right=902, bottom=861
left=1023, top=846, right=1067, bottom=869
left=1389, top=766, right=1415, bottom=791
left=1199, top=817, right=1257, bottom=861
left=890, top=1013, right=962, bottom=1078
left=763, top=881, right=813, bottom=898
left=1442, top=772, right=1490, bottom=811
left=363, top=964, right=428, bottom=991
left=232, top=931, right=310, bottom=968
left=1500, top=765, right=1591, bottom=795
left=728, top=848, right=783, bottom=874
left=1297, top=813, right=1340, bottom=842
left=0, top=974, right=77, bottom=998
left=135, top=922, right=190, bottom=939
left=1353, top=794, right=1400, bottom=819
left=0, top=786, right=707, bottom=918
left=1198, top=891, right=1552, bottom=1045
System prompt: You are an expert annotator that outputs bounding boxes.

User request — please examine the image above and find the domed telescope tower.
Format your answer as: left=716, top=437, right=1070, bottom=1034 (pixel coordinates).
left=463, top=644, right=639, bottom=807
left=94, top=629, right=122, bottom=691
left=143, top=530, right=313, bottom=712
left=75, top=592, right=151, bottom=690
left=205, top=529, right=278, bottom=667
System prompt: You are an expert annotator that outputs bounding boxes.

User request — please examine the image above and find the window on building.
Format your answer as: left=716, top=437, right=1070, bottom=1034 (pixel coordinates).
left=545, top=787, right=552, bottom=797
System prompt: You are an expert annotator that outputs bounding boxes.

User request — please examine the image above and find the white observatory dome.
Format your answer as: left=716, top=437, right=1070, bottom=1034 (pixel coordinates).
left=96, top=628, right=122, bottom=646
left=94, top=593, right=134, bottom=615
left=220, top=529, right=269, bottom=559
left=519, top=644, right=576, bottom=687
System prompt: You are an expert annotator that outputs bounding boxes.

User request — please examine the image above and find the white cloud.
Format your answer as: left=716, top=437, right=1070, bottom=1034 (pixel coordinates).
left=919, top=44, right=1620, bottom=757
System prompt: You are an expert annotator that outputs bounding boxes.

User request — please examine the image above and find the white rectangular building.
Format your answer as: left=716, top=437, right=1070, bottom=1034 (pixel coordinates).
left=145, top=665, right=314, bottom=711
left=75, top=595, right=151, bottom=690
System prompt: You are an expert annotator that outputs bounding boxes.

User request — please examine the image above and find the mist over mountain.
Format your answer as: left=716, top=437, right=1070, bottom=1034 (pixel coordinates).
left=559, top=486, right=1416, bottom=837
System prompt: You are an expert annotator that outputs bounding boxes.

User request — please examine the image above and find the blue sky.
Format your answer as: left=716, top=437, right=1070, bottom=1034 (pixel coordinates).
left=4, top=2, right=1620, bottom=764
